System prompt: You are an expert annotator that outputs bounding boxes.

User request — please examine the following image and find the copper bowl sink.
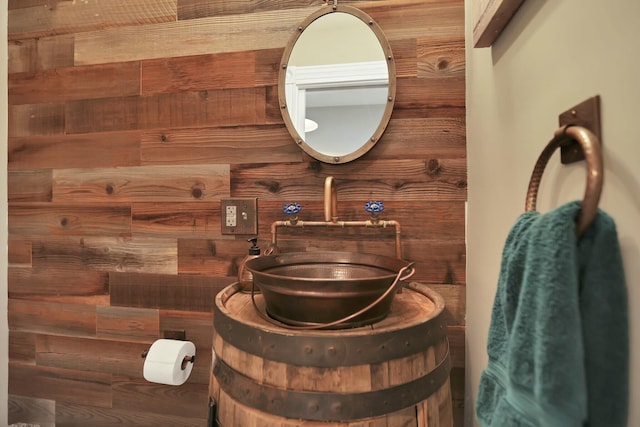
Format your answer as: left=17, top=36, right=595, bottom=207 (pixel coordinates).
left=244, top=251, right=414, bottom=329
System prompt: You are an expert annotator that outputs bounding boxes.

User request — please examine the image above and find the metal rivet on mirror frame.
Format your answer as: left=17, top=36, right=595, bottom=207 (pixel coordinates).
left=297, top=139, right=303, bottom=145
left=281, top=104, right=286, bottom=109
left=333, top=157, right=340, bottom=163
left=388, top=97, right=393, bottom=102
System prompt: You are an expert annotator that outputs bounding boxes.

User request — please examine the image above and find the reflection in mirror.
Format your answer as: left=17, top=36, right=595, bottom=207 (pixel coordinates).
left=279, top=5, right=395, bottom=164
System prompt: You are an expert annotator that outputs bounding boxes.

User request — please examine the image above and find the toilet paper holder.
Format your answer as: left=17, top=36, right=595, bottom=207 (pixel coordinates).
left=141, top=349, right=196, bottom=370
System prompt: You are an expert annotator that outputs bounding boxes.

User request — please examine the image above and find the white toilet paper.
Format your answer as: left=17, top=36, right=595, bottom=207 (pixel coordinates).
left=143, top=339, right=196, bottom=386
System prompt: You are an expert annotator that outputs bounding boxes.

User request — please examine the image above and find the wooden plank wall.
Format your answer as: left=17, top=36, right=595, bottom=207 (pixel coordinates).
left=7, top=0, right=466, bottom=425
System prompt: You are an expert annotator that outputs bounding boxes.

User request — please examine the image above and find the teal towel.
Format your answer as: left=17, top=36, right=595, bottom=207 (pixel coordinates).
left=476, top=201, right=628, bottom=427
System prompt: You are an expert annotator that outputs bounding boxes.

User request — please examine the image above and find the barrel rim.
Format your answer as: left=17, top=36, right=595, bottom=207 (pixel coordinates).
left=213, top=281, right=448, bottom=367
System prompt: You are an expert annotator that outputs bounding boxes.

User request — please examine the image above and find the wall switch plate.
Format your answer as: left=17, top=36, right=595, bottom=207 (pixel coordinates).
left=220, top=198, right=258, bottom=235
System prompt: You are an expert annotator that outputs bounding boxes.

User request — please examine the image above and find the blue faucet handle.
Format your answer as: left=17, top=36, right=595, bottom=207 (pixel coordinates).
left=365, top=201, right=384, bottom=214
left=283, top=202, right=302, bottom=215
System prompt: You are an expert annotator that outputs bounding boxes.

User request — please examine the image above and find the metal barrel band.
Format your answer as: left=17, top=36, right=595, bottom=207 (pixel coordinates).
left=213, top=283, right=448, bottom=368
left=212, top=345, right=451, bottom=422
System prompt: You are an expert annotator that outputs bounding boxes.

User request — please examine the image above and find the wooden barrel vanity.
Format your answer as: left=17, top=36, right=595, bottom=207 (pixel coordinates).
left=209, top=281, right=453, bottom=426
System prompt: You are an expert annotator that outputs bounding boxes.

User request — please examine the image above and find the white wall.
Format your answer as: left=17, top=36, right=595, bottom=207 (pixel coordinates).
left=465, top=1, right=640, bottom=426
left=2, top=4, right=8, bottom=425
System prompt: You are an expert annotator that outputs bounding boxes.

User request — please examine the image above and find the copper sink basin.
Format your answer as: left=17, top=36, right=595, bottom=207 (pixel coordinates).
left=244, top=251, right=414, bottom=329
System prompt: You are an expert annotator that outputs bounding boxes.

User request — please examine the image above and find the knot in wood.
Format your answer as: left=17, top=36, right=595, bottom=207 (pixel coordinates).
left=426, top=159, right=442, bottom=176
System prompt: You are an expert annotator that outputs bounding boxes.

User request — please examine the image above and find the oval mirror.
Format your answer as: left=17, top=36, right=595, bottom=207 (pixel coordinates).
left=278, top=4, right=396, bottom=164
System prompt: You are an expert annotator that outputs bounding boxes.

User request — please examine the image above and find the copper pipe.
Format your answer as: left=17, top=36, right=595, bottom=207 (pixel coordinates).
left=525, top=125, right=603, bottom=237
left=266, top=176, right=403, bottom=259
left=324, top=176, right=338, bottom=222
left=268, top=219, right=403, bottom=259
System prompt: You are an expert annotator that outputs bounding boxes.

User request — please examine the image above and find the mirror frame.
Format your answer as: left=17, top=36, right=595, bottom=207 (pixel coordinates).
left=278, top=4, right=396, bottom=164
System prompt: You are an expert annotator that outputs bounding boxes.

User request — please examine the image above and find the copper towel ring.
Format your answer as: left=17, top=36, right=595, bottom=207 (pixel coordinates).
left=525, top=125, right=603, bottom=237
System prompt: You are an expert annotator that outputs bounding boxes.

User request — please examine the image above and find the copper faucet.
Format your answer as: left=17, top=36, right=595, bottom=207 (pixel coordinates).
left=266, top=176, right=403, bottom=259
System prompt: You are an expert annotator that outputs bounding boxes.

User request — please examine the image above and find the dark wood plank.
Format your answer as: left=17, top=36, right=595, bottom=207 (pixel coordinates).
left=52, top=164, right=229, bottom=203
left=177, top=238, right=249, bottom=276
left=109, top=271, right=231, bottom=312
left=140, top=125, right=303, bottom=165
left=9, top=61, right=141, bottom=105
left=8, top=169, right=52, bottom=202
left=344, top=117, right=466, bottom=161
left=55, top=402, right=207, bottom=427
left=30, top=236, right=178, bottom=275
left=9, top=203, right=132, bottom=237
left=447, top=325, right=465, bottom=368
left=65, top=88, right=267, bottom=134
left=132, top=202, right=222, bottom=238
left=112, top=375, right=209, bottom=419
left=9, top=102, right=64, bottom=137
left=8, top=35, right=75, bottom=74
left=8, top=299, right=97, bottom=337
left=255, top=47, right=283, bottom=87
left=8, top=39, right=37, bottom=74
left=9, top=331, right=37, bottom=364
left=9, top=131, right=142, bottom=170
left=96, top=306, right=160, bottom=341
left=9, top=267, right=109, bottom=304
left=9, top=0, right=45, bottom=9
left=36, top=34, right=75, bottom=70
left=9, top=362, right=112, bottom=408
left=36, top=335, right=149, bottom=378
left=395, top=75, right=466, bottom=111
left=142, top=51, right=256, bottom=94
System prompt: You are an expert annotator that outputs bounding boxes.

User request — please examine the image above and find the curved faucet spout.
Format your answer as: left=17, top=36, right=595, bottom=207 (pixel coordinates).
left=324, top=176, right=338, bottom=222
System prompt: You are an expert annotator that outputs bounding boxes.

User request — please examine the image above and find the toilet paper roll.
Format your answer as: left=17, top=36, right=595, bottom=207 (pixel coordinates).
left=143, top=339, right=196, bottom=386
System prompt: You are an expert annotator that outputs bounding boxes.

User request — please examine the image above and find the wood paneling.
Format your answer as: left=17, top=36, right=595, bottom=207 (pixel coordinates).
left=52, top=165, right=230, bottom=203
left=8, top=0, right=178, bottom=41
left=140, top=125, right=303, bottom=165
left=9, top=203, right=132, bottom=236
left=30, top=236, right=179, bottom=275
left=8, top=299, right=97, bottom=337
left=8, top=0, right=466, bottom=425
left=54, top=401, right=207, bottom=427
left=9, top=61, right=141, bottom=105
left=8, top=102, right=64, bottom=137
left=109, top=272, right=231, bottom=312
left=9, top=131, right=142, bottom=170
left=8, top=238, right=32, bottom=266
left=142, top=51, right=256, bottom=94
left=64, top=88, right=266, bottom=134
left=96, top=306, right=160, bottom=341
left=73, top=8, right=313, bottom=65
left=9, top=363, right=112, bottom=408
